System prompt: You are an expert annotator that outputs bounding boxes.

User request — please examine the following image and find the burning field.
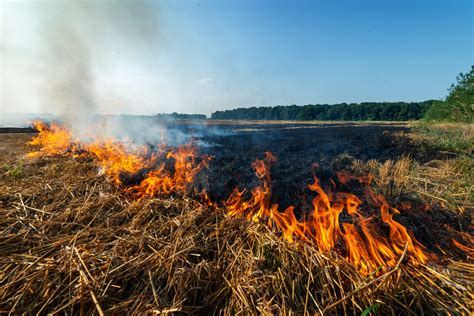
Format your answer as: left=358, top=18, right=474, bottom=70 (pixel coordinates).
left=1, top=120, right=472, bottom=314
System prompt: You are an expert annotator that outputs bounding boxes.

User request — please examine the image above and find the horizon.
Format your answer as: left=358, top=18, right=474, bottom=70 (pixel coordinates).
left=1, top=0, right=472, bottom=118
left=1, top=98, right=438, bottom=118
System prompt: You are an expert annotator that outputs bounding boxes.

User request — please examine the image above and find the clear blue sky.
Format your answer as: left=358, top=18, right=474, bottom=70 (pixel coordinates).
left=157, top=0, right=473, bottom=113
left=2, top=0, right=473, bottom=116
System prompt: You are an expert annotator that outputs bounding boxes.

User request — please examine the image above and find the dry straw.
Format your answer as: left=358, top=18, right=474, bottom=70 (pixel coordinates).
left=1, top=138, right=473, bottom=314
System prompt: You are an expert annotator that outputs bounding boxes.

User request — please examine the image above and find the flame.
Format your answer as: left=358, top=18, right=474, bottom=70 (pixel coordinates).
left=27, top=121, right=209, bottom=197
left=126, top=144, right=211, bottom=198
left=27, top=121, right=79, bottom=158
left=28, top=121, right=466, bottom=274
left=226, top=152, right=433, bottom=273
left=85, top=140, right=152, bottom=185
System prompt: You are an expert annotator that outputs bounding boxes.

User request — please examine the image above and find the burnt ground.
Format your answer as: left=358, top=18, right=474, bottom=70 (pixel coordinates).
left=0, top=122, right=471, bottom=258
left=186, top=121, right=436, bottom=210
left=1, top=121, right=438, bottom=211
left=186, top=121, right=470, bottom=257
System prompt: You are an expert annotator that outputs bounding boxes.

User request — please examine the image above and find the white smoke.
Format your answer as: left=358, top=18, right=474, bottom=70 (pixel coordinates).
left=1, top=0, right=161, bottom=131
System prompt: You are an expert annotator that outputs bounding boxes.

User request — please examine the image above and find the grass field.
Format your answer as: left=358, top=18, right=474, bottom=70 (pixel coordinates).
left=0, top=122, right=472, bottom=314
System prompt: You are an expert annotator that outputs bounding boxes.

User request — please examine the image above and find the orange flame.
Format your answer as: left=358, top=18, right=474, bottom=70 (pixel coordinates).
left=126, top=143, right=211, bottom=198
left=226, top=152, right=433, bottom=273
left=27, top=121, right=209, bottom=197
left=27, top=121, right=452, bottom=273
left=84, top=140, right=152, bottom=185
left=27, top=121, right=79, bottom=158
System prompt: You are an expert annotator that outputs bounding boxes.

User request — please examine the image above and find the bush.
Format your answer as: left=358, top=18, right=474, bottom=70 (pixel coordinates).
left=424, top=66, right=473, bottom=123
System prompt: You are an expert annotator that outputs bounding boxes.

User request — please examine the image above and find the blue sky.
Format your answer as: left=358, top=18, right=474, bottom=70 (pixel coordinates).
left=158, top=0, right=472, bottom=113
left=1, top=0, right=473, bottom=116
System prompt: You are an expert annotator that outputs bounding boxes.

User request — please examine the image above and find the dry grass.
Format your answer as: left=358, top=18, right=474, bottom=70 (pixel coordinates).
left=349, top=121, right=474, bottom=214
left=1, top=134, right=473, bottom=314
left=350, top=156, right=473, bottom=213
left=410, top=122, right=473, bottom=155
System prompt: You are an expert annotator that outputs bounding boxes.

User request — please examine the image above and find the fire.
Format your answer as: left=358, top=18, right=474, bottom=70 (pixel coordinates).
left=126, top=144, right=211, bottom=198
left=85, top=140, right=152, bottom=185
left=27, top=121, right=450, bottom=274
left=27, top=121, right=209, bottom=197
left=226, top=152, right=433, bottom=273
left=27, top=121, right=79, bottom=158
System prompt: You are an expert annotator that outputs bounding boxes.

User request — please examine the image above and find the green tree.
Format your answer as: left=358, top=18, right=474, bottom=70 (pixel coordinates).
left=424, top=66, right=473, bottom=122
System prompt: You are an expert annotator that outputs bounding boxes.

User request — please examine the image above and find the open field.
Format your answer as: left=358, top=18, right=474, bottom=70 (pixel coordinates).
left=1, top=122, right=473, bottom=314
left=2, top=0, right=472, bottom=313
left=200, top=121, right=431, bottom=208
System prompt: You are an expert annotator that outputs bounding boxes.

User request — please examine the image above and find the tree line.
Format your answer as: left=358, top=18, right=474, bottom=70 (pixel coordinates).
left=155, top=112, right=207, bottom=120
left=211, top=101, right=434, bottom=121
left=423, top=66, right=473, bottom=123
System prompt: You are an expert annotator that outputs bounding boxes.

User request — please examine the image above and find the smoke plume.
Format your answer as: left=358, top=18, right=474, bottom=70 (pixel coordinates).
left=1, top=0, right=160, bottom=131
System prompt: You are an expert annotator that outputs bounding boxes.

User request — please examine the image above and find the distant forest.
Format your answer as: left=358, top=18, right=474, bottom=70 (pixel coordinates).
left=211, top=101, right=434, bottom=121
left=155, top=112, right=207, bottom=120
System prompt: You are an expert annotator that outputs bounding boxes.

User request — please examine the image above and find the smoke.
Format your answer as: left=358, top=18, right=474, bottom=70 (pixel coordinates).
left=1, top=0, right=160, bottom=131
left=41, top=4, right=95, bottom=131
left=1, top=0, right=229, bottom=146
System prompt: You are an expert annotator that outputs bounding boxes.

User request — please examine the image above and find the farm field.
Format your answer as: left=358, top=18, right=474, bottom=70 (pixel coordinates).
left=2, top=1, right=472, bottom=314
left=1, top=121, right=472, bottom=314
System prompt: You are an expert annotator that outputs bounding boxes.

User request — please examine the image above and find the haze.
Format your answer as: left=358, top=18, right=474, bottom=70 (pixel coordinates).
left=1, top=0, right=472, bottom=119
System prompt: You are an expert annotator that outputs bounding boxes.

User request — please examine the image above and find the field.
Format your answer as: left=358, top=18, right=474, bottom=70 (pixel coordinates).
left=1, top=121, right=472, bottom=314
